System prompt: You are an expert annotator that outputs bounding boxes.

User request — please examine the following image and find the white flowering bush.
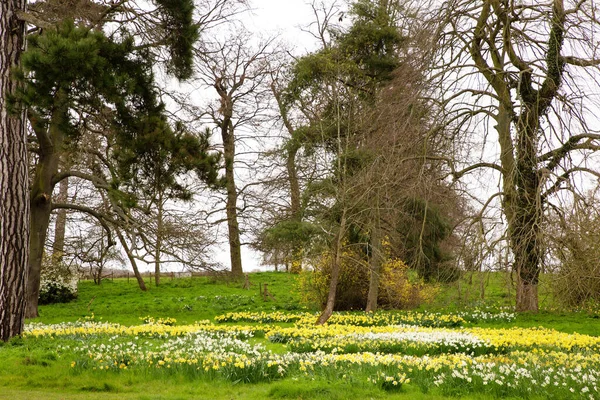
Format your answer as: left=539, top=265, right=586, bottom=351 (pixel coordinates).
left=39, top=253, right=78, bottom=304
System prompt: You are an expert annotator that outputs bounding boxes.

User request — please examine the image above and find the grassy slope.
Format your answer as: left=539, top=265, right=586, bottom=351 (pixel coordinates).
left=2, top=271, right=599, bottom=399
left=36, top=273, right=307, bottom=325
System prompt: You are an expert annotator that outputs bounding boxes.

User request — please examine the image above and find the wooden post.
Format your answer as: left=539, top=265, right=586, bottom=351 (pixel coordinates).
left=262, top=284, right=275, bottom=301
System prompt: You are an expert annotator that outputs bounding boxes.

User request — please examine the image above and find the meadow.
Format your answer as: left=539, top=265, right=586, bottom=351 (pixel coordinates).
left=1, top=272, right=600, bottom=400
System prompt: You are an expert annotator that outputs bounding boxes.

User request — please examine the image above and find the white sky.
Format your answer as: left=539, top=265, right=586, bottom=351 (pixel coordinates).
left=246, top=0, right=322, bottom=51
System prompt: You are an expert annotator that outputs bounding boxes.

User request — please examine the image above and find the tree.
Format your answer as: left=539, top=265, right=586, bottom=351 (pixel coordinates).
left=0, top=0, right=29, bottom=341
left=548, top=187, right=600, bottom=308
left=11, top=0, right=235, bottom=316
left=12, top=22, right=167, bottom=314
left=11, top=14, right=216, bottom=314
left=197, top=31, right=274, bottom=277
left=432, top=0, right=600, bottom=311
left=266, top=0, right=452, bottom=320
left=117, top=121, right=220, bottom=285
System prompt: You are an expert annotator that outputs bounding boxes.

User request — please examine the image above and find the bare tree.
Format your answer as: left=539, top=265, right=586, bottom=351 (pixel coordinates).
left=431, top=0, right=600, bottom=311
left=0, top=0, right=29, bottom=341
left=196, top=30, right=274, bottom=276
left=70, top=218, right=123, bottom=285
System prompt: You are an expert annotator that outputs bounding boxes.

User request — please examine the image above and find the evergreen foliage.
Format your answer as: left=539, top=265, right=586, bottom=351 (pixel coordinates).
left=12, top=20, right=219, bottom=203
left=263, top=0, right=458, bottom=288
left=397, top=198, right=458, bottom=283
left=154, top=0, right=199, bottom=80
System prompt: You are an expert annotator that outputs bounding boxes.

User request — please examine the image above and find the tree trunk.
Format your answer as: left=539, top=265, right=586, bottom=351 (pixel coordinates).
left=511, top=114, right=542, bottom=312
left=272, top=87, right=304, bottom=274
left=26, top=97, right=66, bottom=318
left=51, top=176, right=69, bottom=261
left=464, top=0, right=567, bottom=313
left=221, top=119, right=243, bottom=276
left=317, top=210, right=346, bottom=325
left=496, top=99, right=543, bottom=312
left=365, top=215, right=382, bottom=313
left=0, top=0, right=29, bottom=341
left=287, top=143, right=303, bottom=274
left=154, top=192, right=163, bottom=286
left=116, top=229, right=147, bottom=291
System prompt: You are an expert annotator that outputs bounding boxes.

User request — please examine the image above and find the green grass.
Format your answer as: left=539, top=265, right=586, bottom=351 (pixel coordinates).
left=36, top=272, right=307, bottom=325
left=3, top=271, right=600, bottom=399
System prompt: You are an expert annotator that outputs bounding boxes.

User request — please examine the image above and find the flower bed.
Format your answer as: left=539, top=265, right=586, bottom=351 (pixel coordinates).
left=21, top=311, right=600, bottom=399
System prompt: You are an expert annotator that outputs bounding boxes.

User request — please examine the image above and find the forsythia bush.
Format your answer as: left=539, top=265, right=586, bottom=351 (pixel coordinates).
left=299, top=247, right=438, bottom=311
left=378, top=258, right=439, bottom=309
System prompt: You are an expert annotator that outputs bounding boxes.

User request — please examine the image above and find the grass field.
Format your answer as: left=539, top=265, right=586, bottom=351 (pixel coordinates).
left=2, top=272, right=600, bottom=399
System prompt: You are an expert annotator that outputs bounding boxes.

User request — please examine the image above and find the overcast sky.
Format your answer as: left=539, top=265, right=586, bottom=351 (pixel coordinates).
left=246, top=0, right=320, bottom=50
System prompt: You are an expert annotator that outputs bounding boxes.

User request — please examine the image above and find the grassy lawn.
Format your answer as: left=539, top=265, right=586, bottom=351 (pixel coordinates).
left=1, top=272, right=599, bottom=399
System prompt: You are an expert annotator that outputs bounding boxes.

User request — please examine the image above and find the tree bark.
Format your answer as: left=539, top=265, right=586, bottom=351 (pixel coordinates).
left=221, top=118, right=243, bottom=276
left=0, top=0, right=29, bottom=341
left=154, top=191, right=163, bottom=286
left=272, top=84, right=304, bottom=274
left=286, top=143, right=303, bottom=274
left=464, top=0, right=566, bottom=312
left=52, top=176, right=68, bottom=261
left=317, top=210, right=346, bottom=325
left=365, top=214, right=383, bottom=313
left=26, top=92, right=67, bottom=318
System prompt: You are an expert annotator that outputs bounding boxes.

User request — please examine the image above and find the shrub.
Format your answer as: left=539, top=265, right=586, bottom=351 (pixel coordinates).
left=39, top=253, right=78, bottom=304
left=549, top=192, right=600, bottom=308
left=297, top=249, right=367, bottom=310
left=38, top=281, right=77, bottom=305
left=378, top=258, right=439, bottom=309
left=298, top=248, right=438, bottom=311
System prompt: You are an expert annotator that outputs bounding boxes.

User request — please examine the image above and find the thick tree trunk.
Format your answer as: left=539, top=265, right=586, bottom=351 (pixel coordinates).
left=52, top=176, right=69, bottom=261
left=465, top=1, right=567, bottom=313
left=0, top=0, right=29, bottom=341
left=317, top=210, right=346, bottom=325
left=511, top=196, right=542, bottom=312
left=496, top=98, right=543, bottom=313
left=26, top=102, right=66, bottom=318
left=221, top=120, right=243, bottom=276
left=511, top=109, right=543, bottom=312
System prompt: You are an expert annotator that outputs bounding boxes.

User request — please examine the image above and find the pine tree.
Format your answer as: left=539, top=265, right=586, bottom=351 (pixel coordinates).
left=0, top=0, right=29, bottom=341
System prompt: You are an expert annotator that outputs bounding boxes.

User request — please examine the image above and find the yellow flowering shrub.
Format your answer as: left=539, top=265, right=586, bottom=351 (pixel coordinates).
left=298, top=248, right=368, bottom=310
left=378, top=258, right=439, bottom=309
left=298, top=247, right=439, bottom=311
